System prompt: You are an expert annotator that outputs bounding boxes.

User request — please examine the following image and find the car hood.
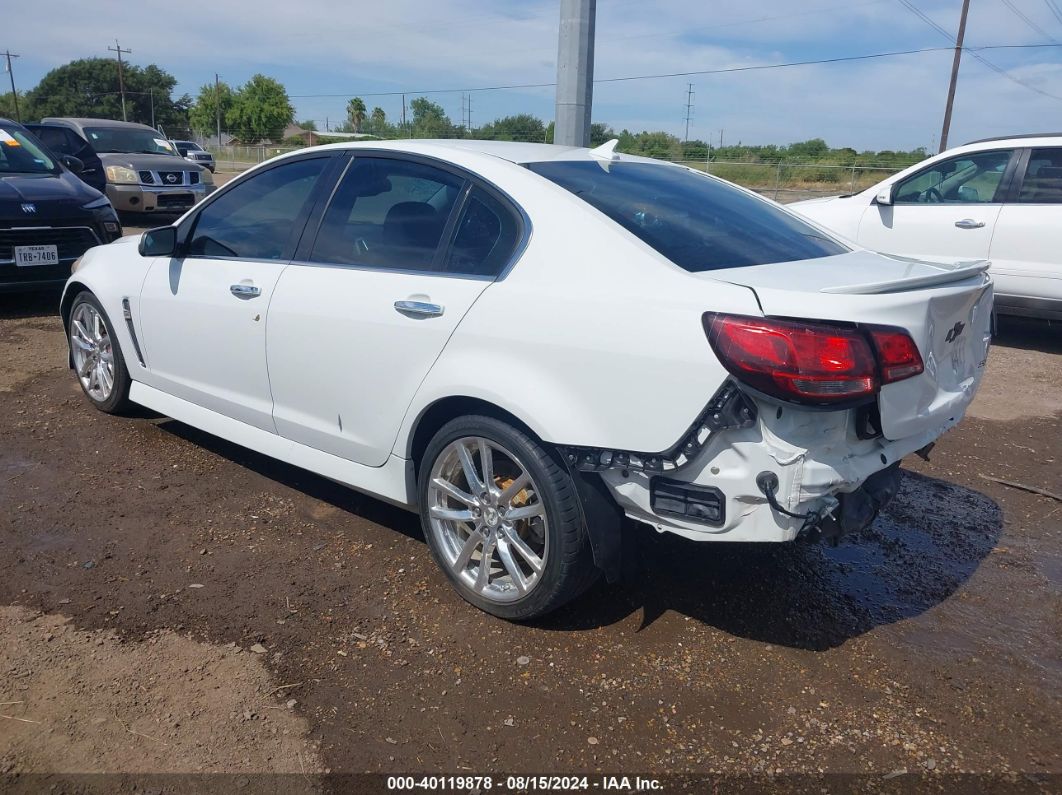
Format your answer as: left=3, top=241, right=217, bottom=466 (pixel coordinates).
left=98, top=152, right=205, bottom=172
left=0, top=171, right=102, bottom=220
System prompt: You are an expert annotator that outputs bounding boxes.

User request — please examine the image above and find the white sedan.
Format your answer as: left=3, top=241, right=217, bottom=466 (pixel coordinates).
left=791, top=133, right=1062, bottom=321
left=62, top=139, right=992, bottom=619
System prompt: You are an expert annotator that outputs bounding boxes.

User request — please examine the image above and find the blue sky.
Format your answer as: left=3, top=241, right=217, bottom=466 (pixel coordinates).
left=6, top=0, right=1062, bottom=150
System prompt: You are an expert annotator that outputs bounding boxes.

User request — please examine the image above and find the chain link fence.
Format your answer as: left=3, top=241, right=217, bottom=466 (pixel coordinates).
left=677, top=160, right=902, bottom=201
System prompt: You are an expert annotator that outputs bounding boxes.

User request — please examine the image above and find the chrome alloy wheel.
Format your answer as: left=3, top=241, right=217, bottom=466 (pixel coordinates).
left=427, top=437, right=549, bottom=603
left=69, top=302, right=115, bottom=402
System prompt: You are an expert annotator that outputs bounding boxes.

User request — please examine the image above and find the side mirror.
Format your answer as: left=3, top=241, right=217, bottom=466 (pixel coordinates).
left=60, top=154, right=85, bottom=174
left=139, top=226, right=178, bottom=257
left=874, top=184, right=894, bottom=205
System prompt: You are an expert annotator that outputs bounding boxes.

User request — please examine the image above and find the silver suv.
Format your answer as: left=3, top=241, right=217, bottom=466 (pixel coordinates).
left=171, top=140, right=216, bottom=173
left=41, top=118, right=215, bottom=215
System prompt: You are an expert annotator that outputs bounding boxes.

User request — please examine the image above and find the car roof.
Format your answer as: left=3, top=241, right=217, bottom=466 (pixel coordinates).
left=305, top=138, right=666, bottom=166
left=42, top=117, right=159, bottom=133
left=964, top=132, right=1062, bottom=145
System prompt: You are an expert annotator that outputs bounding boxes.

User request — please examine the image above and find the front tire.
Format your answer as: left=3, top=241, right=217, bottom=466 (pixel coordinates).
left=68, top=292, right=132, bottom=414
left=418, top=415, right=598, bottom=620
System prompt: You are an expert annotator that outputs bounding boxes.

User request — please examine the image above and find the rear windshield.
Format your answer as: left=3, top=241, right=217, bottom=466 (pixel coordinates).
left=527, top=161, right=848, bottom=272
left=0, top=125, right=57, bottom=174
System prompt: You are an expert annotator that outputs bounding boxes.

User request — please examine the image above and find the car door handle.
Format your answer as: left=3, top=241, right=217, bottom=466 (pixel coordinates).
left=394, top=300, right=444, bottom=318
left=954, top=219, right=986, bottom=229
left=230, top=284, right=261, bottom=298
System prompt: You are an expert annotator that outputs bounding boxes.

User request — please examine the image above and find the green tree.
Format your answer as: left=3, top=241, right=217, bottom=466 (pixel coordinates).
left=189, top=80, right=235, bottom=137
left=347, top=97, right=367, bottom=133
left=25, top=58, right=189, bottom=130
left=367, top=106, right=388, bottom=136
left=226, top=74, right=294, bottom=143
left=478, top=114, right=545, bottom=143
left=409, top=97, right=454, bottom=138
left=0, top=91, right=30, bottom=121
left=297, top=119, right=317, bottom=131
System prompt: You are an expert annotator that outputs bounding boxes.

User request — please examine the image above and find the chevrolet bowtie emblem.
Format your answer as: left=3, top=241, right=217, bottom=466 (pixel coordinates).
left=945, top=321, right=966, bottom=343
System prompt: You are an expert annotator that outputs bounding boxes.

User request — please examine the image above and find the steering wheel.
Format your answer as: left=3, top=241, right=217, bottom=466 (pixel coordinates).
left=923, top=187, right=943, bottom=203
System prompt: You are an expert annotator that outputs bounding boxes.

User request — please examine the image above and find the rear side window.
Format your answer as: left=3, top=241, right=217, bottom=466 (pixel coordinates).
left=1017, top=148, right=1062, bottom=204
left=310, top=157, right=464, bottom=272
left=527, top=161, right=846, bottom=272
left=188, top=157, right=326, bottom=260
left=443, top=188, right=521, bottom=277
left=34, top=127, right=75, bottom=156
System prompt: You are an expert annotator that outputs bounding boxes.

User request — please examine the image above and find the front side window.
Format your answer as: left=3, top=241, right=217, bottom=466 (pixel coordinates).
left=894, top=150, right=1012, bottom=204
left=1017, top=148, right=1062, bottom=204
left=528, top=161, right=847, bottom=272
left=187, top=157, right=327, bottom=260
left=84, top=126, right=176, bottom=156
left=310, top=157, right=464, bottom=271
left=0, top=125, right=57, bottom=174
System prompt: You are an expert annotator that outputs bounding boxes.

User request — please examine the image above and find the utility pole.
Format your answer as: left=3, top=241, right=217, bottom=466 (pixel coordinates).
left=214, top=73, right=222, bottom=145
left=149, top=89, right=155, bottom=129
left=939, top=0, right=970, bottom=152
left=3, top=51, right=20, bottom=122
left=402, top=93, right=410, bottom=138
left=467, top=92, right=472, bottom=135
left=683, top=83, right=694, bottom=156
left=108, top=40, right=132, bottom=121
left=555, top=0, right=596, bottom=147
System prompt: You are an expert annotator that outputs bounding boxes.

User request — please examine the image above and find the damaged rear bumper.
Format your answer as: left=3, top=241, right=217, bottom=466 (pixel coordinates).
left=595, top=395, right=959, bottom=543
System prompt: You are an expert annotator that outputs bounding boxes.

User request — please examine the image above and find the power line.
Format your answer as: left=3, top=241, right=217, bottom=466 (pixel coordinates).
left=999, top=0, right=1059, bottom=42
left=895, top=0, right=1062, bottom=99
left=288, top=43, right=1062, bottom=100
left=1046, top=0, right=1062, bottom=26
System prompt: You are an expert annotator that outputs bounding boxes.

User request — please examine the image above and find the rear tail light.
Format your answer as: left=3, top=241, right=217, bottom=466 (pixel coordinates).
left=868, top=328, right=924, bottom=383
left=702, top=313, right=922, bottom=406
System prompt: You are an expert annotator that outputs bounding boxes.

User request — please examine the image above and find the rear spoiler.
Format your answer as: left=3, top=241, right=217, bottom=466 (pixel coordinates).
left=820, top=258, right=990, bottom=295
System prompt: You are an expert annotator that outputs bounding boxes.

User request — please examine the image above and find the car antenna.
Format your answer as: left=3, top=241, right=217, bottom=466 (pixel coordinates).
left=588, top=138, right=620, bottom=161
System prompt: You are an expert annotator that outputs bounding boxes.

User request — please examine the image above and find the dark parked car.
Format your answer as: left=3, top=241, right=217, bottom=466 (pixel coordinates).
left=23, top=122, right=106, bottom=194
left=0, top=118, right=121, bottom=291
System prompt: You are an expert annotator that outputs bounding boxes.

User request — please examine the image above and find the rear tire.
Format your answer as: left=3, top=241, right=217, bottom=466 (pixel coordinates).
left=68, top=291, right=132, bottom=415
left=418, top=415, right=598, bottom=620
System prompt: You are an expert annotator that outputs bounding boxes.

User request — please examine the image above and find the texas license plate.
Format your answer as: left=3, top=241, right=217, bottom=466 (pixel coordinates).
left=14, top=245, right=59, bottom=267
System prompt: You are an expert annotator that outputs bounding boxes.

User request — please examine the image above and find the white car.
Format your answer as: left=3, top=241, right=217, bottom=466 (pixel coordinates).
left=61, top=139, right=992, bottom=619
left=791, top=133, right=1062, bottom=321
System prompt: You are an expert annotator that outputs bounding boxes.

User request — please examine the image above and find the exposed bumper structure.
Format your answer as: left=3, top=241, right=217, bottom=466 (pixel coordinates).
left=597, top=394, right=959, bottom=543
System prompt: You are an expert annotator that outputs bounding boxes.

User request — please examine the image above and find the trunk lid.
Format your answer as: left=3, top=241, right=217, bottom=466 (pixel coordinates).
left=701, top=251, right=994, bottom=440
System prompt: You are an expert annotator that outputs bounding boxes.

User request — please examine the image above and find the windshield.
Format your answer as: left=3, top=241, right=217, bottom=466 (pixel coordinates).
left=0, top=125, right=58, bottom=174
left=176, top=141, right=202, bottom=151
left=527, top=161, right=848, bottom=272
left=84, top=126, right=177, bottom=156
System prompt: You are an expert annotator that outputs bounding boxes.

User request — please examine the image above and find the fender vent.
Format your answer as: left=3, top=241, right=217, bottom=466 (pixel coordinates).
left=121, top=297, right=146, bottom=367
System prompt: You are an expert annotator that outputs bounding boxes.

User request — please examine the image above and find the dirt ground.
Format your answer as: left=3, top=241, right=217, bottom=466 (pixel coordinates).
left=0, top=268, right=1059, bottom=789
